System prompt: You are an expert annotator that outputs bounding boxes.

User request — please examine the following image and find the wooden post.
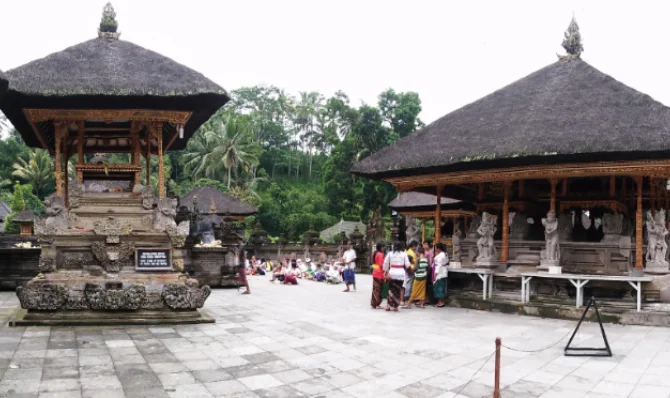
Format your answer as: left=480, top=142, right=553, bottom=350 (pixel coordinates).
left=435, top=185, right=443, bottom=244
left=76, top=121, right=84, bottom=184
left=477, top=184, right=484, bottom=202
left=145, top=147, right=151, bottom=186
left=54, top=121, right=65, bottom=198
left=421, top=219, right=426, bottom=243
left=651, top=178, right=656, bottom=216
left=622, top=177, right=627, bottom=202
left=518, top=180, right=524, bottom=199
left=561, top=179, right=568, bottom=197
left=156, top=123, right=165, bottom=199
left=501, top=181, right=510, bottom=264
left=493, top=337, right=501, bottom=398
left=549, top=178, right=558, bottom=212
left=609, top=176, right=616, bottom=197
left=131, top=121, right=141, bottom=186
left=635, top=176, right=643, bottom=269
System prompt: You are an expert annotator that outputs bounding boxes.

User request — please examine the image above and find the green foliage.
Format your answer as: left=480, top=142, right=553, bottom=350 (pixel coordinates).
left=99, top=3, right=118, bottom=33
left=4, top=181, right=26, bottom=234
left=12, top=149, right=54, bottom=197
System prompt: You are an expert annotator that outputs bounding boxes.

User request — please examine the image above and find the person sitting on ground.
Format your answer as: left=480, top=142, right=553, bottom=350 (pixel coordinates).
left=299, top=259, right=309, bottom=276
left=326, top=265, right=341, bottom=284
left=270, top=262, right=285, bottom=283
left=314, top=263, right=327, bottom=282
left=282, top=262, right=299, bottom=285
left=256, top=258, right=266, bottom=276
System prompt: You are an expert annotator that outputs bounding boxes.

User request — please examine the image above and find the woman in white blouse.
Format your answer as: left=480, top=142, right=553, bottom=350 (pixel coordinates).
left=383, top=242, right=411, bottom=312
left=433, top=242, right=449, bottom=308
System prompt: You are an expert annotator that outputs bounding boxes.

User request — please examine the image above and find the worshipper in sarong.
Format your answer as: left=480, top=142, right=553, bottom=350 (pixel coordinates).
left=401, top=240, right=418, bottom=307
left=235, top=239, right=250, bottom=294
left=270, top=262, right=285, bottom=283
left=407, top=247, right=429, bottom=308
left=423, top=240, right=435, bottom=305
left=383, top=242, right=410, bottom=312
left=314, top=263, right=327, bottom=282
left=371, top=243, right=386, bottom=309
left=282, top=262, right=300, bottom=285
left=342, top=240, right=357, bottom=292
left=433, top=242, right=450, bottom=307
left=326, top=265, right=341, bottom=284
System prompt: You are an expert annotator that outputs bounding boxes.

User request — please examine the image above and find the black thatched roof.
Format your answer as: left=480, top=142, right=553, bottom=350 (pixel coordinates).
left=181, top=186, right=258, bottom=216
left=352, top=59, right=670, bottom=178
left=389, top=192, right=460, bottom=209
left=0, top=70, right=7, bottom=98
left=13, top=210, right=37, bottom=223
left=1, top=37, right=229, bottom=150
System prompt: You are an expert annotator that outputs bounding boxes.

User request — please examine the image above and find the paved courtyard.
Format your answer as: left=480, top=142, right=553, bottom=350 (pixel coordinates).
left=0, top=274, right=669, bottom=397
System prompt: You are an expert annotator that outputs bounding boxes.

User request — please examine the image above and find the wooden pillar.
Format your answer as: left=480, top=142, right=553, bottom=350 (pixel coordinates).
left=131, top=121, right=141, bottom=186
left=421, top=219, right=426, bottom=243
left=561, top=179, right=568, bottom=197
left=145, top=148, right=151, bottom=186
left=635, top=176, right=643, bottom=269
left=156, top=123, right=165, bottom=199
left=549, top=178, right=558, bottom=212
left=435, top=185, right=443, bottom=244
left=651, top=179, right=656, bottom=215
left=609, top=176, right=616, bottom=198
left=54, top=121, right=65, bottom=198
left=477, top=184, right=484, bottom=202
left=76, top=121, right=84, bottom=184
left=518, top=180, right=524, bottom=199
left=501, top=181, right=510, bottom=264
left=622, top=177, right=627, bottom=202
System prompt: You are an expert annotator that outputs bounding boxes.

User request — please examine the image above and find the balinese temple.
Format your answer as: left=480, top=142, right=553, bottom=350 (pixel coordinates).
left=181, top=185, right=259, bottom=221
left=0, top=4, right=229, bottom=324
left=354, top=21, right=670, bottom=310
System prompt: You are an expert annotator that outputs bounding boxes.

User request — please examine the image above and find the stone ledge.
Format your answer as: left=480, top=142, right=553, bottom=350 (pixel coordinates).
left=10, top=308, right=214, bottom=326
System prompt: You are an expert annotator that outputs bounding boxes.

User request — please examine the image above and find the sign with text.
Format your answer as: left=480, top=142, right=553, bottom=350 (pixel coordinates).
left=135, top=248, right=172, bottom=271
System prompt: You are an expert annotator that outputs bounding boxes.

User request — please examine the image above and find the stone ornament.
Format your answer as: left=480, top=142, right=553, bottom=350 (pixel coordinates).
left=541, top=211, right=560, bottom=265
left=645, top=211, right=669, bottom=272
left=93, top=217, right=133, bottom=244
left=476, top=212, right=497, bottom=263
left=91, top=242, right=135, bottom=272
left=166, top=220, right=189, bottom=248
left=153, top=197, right=177, bottom=231
left=162, top=283, right=211, bottom=309
left=452, top=221, right=463, bottom=262
left=69, top=184, right=85, bottom=209
left=405, top=215, right=420, bottom=245
left=85, top=284, right=146, bottom=310
left=141, top=185, right=154, bottom=210
left=38, top=258, right=55, bottom=273
left=17, top=284, right=68, bottom=310
left=44, top=195, right=69, bottom=229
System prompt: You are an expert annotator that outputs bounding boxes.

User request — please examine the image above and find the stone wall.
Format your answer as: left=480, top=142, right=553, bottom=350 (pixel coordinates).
left=0, top=235, right=40, bottom=290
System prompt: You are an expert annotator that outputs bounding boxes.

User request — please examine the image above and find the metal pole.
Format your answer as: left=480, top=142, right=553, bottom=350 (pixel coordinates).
left=493, top=337, right=501, bottom=398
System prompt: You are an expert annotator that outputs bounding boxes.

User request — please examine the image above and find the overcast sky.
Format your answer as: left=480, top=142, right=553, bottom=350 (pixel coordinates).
left=2, top=0, right=670, bottom=125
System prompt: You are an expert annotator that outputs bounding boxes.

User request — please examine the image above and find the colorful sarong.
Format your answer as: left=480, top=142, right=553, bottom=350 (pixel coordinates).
left=387, top=279, right=403, bottom=309
left=371, top=278, right=384, bottom=307
left=283, top=274, right=298, bottom=285
left=343, top=268, right=356, bottom=285
left=408, top=279, right=426, bottom=302
left=237, top=266, right=248, bottom=286
left=433, top=278, right=447, bottom=299
left=403, top=276, right=414, bottom=298
left=315, top=272, right=327, bottom=282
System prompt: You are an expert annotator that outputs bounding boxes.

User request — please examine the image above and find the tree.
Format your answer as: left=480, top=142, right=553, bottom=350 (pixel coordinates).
left=4, top=181, right=25, bottom=234
left=562, top=17, right=583, bottom=57
left=210, top=115, right=263, bottom=188
left=12, top=149, right=54, bottom=198
left=378, top=89, right=423, bottom=138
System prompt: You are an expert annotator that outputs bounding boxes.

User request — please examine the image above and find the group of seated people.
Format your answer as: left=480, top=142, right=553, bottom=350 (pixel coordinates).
left=267, top=258, right=344, bottom=285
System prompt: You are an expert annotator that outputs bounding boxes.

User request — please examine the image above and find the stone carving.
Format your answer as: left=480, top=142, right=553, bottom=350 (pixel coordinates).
left=65, top=295, right=89, bottom=310
left=38, top=258, right=55, bottom=273
left=558, top=212, right=573, bottom=242
left=173, top=258, right=184, bottom=272
left=44, top=195, right=69, bottom=229
left=141, top=185, right=154, bottom=210
left=17, top=284, right=68, bottom=310
left=602, top=212, right=624, bottom=243
left=162, top=283, right=211, bottom=309
left=452, top=221, right=463, bottom=263
left=509, top=213, right=529, bottom=240
left=153, top=197, right=177, bottom=231
left=541, top=211, right=560, bottom=266
left=93, top=217, right=133, bottom=244
left=475, top=212, right=497, bottom=265
left=405, top=215, right=420, bottom=244
left=34, top=221, right=57, bottom=244
left=646, top=211, right=669, bottom=273
left=91, top=242, right=135, bottom=272
left=373, top=206, right=385, bottom=243
left=69, top=184, right=85, bottom=209
left=166, top=221, right=189, bottom=248
left=63, top=252, right=96, bottom=268
left=85, top=284, right=146, bottom=310
left=468, top=215, right=482, bottom=239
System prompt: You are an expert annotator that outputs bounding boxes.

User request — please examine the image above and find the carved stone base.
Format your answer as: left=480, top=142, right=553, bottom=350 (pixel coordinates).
left=475, top=260, right=498, bottom=268
left=539, top=259, right=560, bottom=267
left=11, top=308, right=214, bottom=326
left=645, top=261, right=670, bottom=275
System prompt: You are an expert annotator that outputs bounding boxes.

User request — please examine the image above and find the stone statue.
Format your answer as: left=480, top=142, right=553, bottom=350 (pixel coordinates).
left=509, top=213, right=529, bottom=240
left=645, top=211, right=669, bottom=273
left=69, top=184, right=85, bottom=209
left=373, top=206, right=385, bottom=243
left=44, top=195, right=69, bottom=229
left=468, top=215, right=482, bottom=239
left=541, top=211, right=560, bottom=265
left=558, top=211, right=573, bottom=242
left=475, top=212, right=497, bottom=265
left=141, top=186, right=154, bottom=210
left=452, top=221, right=463, bottom=263
left=602, top=212, right=623, bottom=243
left=153, top=197, right=177, bottom=231
left=405, top=215, right=420, bottom=244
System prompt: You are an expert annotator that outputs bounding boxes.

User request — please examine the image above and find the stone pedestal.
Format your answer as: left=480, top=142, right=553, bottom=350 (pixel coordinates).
left=450, top=262, right=462, bottom=269
left=645, top=262, right=670, bottom=275
left=475, top=259, right=498, bottom=268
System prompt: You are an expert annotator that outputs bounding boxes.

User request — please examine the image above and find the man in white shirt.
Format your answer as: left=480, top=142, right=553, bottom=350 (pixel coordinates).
left=342, top=240, right=357, bottom=292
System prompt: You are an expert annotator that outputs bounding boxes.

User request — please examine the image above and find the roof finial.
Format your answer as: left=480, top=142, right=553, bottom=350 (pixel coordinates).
left=98, top=2, right=121, bottom=39
left=559, top=15, right=583, bottom=60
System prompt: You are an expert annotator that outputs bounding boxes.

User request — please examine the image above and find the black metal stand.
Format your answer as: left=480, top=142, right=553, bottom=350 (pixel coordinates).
left=564, top=296, right=612, bottom=357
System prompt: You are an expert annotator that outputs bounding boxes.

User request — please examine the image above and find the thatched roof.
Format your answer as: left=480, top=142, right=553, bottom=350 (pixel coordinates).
left=0, top=70, right=7, bottom=98
left=320, top=219, right=365, bottom=242
left=0, top=201, right=11, bottom=220
left=352, top=59, right=670, bottom=178
left=1, top=36, right=229, bottom=150
left=13, top=210, right=37, bottom=223
left=181, top=186, right=258, bottom=216
left=389, top=192, right=460, bottom=209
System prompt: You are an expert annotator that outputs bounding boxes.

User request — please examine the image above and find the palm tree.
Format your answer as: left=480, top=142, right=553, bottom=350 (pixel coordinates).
left=209, top=116, right=262, bottom=188
left=181, top=130, right=222, bottom=181
left=12, top=149, right=54, bottom=197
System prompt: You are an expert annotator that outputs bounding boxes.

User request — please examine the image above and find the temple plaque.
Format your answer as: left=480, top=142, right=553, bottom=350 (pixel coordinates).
left=136, top=248, right=172, bottom=271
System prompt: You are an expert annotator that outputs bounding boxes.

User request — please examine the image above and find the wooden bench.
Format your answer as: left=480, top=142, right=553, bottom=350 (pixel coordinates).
left=447, top=267, right=496, bottom=300
left=519, top=272, right=654, bottom=312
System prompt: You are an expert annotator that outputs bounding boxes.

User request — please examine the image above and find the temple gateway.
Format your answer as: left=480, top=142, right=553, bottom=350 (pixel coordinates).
left=354, top=23, right=670, bottom=313
left=0, top=5, right=230, bottom=325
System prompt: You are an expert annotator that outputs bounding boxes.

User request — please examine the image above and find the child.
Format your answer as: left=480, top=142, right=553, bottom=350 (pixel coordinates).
left=407, top=247, right=429, bottom=308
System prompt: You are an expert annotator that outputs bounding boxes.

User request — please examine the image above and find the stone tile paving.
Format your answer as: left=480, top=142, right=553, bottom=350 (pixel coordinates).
left=0, top=274, right=669, bottom=397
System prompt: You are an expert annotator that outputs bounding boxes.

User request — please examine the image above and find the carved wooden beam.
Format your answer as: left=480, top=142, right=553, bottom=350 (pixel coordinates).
left=24, top=109, right=191, bottom=125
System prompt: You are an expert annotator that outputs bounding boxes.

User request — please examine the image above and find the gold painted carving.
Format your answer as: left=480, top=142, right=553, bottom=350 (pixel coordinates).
left=24, top=109, right=191, bottom=125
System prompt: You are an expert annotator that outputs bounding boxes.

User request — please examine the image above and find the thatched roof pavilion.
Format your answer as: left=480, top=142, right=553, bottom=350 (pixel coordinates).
left=181, top=186, right=258, bottom=218
left=353, top=21, right=670, bottom=273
